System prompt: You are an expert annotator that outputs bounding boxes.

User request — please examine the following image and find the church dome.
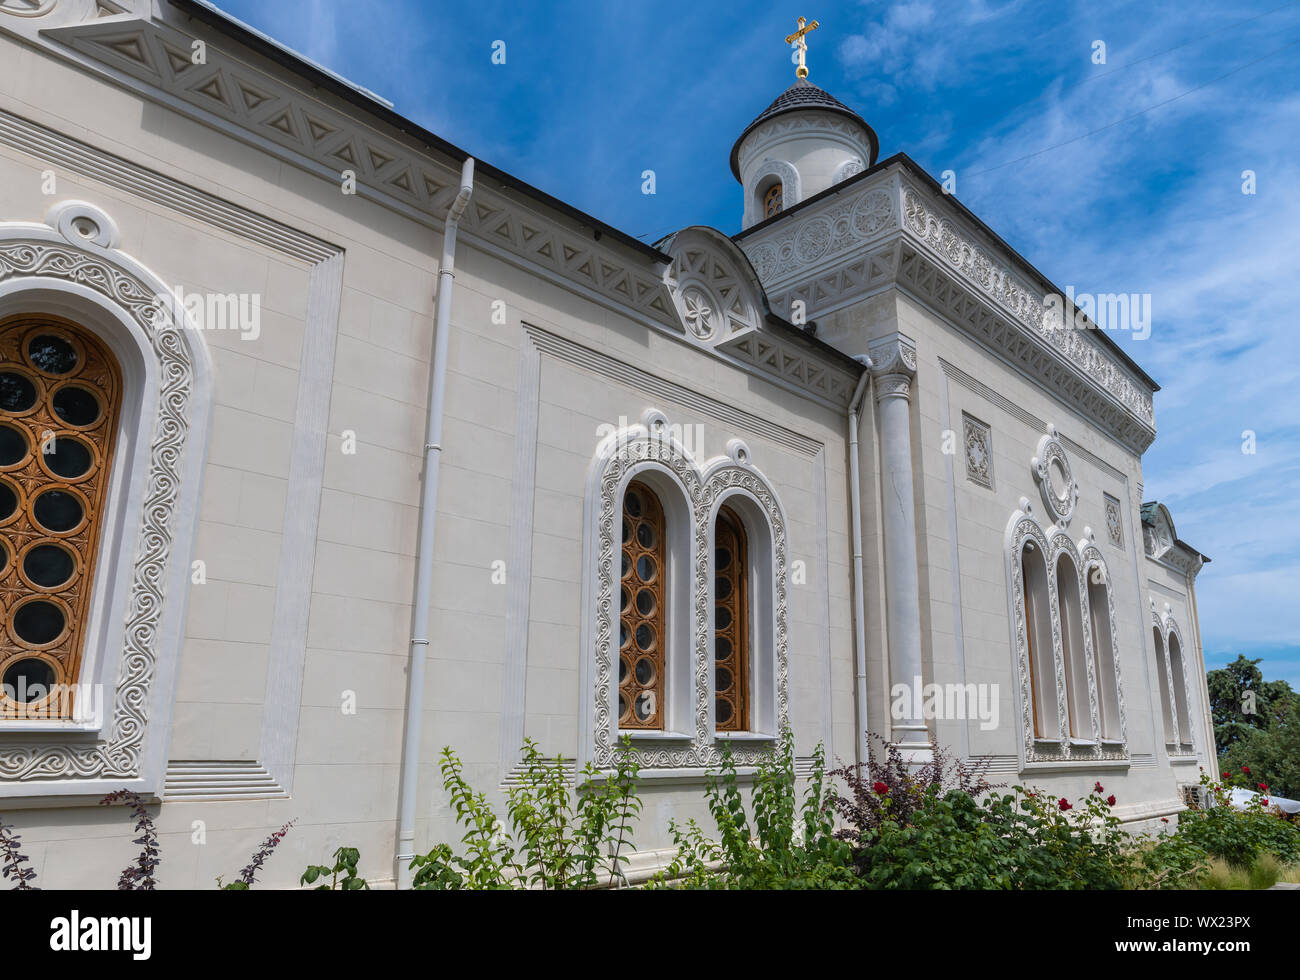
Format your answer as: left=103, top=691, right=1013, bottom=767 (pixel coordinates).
left=732, top=78, right=879, bottom=230
left=729, top=79, right=878, bottom=180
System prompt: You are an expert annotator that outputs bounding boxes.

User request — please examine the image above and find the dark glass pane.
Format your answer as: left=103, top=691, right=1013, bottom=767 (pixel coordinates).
left=624, top=491, right=642, bottom=518
left=23, top=544, right=74, bottom=588
left=634, top=658, right=654, bottom=685
left=716, top=606, right=732, bottom=630
left=52, top=386, right=100, bottom=426
left=0, top=546, right=6, bottom=573
left=3, top=659, right=55, bottom=702
left=636, top=522, right=656, bottom=549
left=618, top=694, right=628, bottom=720
left=620, top=622, right=630, bottom=649
left=0, top=372, right=36, bottom=412
left=13, top=600, right=65, bottom=645
left=619, top=657, right=629, bottom=683
left=716, top=699, right=733, bottom=725
left=716, top=667, right=733, bottom=693
left=43, top=436, right=92, bottom=478
left=716, top=576, right=732, bottom=600
left=634, top=693, right=653, bottom=722
left=636, top=554, right=656, bottom=582
left=621, top=551, right=630, bottom=578
left=27, top=335, right=78, bottom=374
left=620, top=586, right=630, bottom=612
left=32, top=490, right=83, bottom=532
left=715, top=636, right=732, bottom=660
left=715, top=547, right=731, bottom=569
left=0, top=423, right=26, bottom=465
left=621, top=519, right=630, bottom=543
left=635, top=589, right=655, bottom=616
left=0, top=481, right=15, bottom=521
left=635, top=623, right=654, bottom=651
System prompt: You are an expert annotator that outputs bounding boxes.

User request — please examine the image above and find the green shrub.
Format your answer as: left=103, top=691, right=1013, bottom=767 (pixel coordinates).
left=409, top=735, right=641, bottom=889
left=850, top=785, right=1138, bottom=890
left=654, top=731, right=856, bottom=889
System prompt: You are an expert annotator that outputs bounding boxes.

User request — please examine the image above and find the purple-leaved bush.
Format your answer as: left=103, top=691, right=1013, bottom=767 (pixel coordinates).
left=100, top=790, right=160, bottom=890
left=830, top=733, right=999, bottom=840
left=234, top=819, right=296, bottom=888
left=0, top=818, right=38, bottom=890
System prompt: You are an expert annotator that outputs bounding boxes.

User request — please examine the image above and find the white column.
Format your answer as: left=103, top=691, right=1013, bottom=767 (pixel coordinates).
left=867, top=332, right=932, bottom=763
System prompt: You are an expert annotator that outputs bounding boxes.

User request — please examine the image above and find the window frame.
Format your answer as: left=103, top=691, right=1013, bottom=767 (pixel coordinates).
left=580, top=412, right=790, bottom=772
left=0, top=203, right=214, bottom=800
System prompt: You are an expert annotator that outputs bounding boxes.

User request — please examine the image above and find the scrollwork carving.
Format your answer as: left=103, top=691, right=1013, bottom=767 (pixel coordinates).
left=0, top=237, right=194, bottom=780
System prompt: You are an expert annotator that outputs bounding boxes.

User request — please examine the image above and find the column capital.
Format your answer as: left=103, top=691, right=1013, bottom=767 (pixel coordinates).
left=866, top=331, right=917, bottom=379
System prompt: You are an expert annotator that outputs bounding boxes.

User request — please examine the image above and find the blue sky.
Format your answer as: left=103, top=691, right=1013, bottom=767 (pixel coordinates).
left=211, top=0, right=1300, bottom=689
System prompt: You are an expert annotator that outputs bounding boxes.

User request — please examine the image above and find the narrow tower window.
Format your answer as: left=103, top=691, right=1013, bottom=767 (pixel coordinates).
left=763, top=182, right=783, bottom=218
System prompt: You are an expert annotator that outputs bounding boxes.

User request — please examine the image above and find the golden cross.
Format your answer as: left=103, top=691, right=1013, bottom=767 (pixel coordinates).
left=785, top=16, right=820, bottom=79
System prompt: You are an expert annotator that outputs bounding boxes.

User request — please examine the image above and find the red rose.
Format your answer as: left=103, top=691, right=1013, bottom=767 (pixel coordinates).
left=1221, top=772, right=1230, bottom=779
left=1161, top=817, right=1169, bottom=823
left=1027, top=792, right=1036, bottom=799
left=873, top=781, right=889, bottom=795
left=1243, top=766, right=1251, bottom=775
left=1259, top=783, right=1268, bottom=791
left=1094, top=781, right=1105, bottom=793
left=1058, top=798, right=1072, bottom=811
left=1106, top=795, right=1116, bottom=807
left=1261, top=799, right=1269, bottom=807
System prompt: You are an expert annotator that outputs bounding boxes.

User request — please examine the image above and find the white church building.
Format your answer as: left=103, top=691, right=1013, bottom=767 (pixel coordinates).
left=0, top=1, right=1213, bottom=888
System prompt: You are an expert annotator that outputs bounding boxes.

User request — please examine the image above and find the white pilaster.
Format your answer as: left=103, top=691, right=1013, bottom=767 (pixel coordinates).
left=868, top=332, right=932, bottom=763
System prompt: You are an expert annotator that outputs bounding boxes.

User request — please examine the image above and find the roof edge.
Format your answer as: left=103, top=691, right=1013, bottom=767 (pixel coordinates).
left=735, top=152, right=1160, bottom=394
left=166, top=0, right=671, bottom=265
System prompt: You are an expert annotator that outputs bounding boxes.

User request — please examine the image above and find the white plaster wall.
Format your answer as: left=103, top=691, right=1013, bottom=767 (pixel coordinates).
left=0, top=31, right=859, bottom=886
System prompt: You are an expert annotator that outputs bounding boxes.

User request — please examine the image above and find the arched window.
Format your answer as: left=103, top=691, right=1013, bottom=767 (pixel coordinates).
left=1021, top=541, right=1057, bottom=739
left=0, top=315, right=121, bottom=719
left=1055, top=553, right=1091, bottom=740
left=1087, top=574, right=1121, bottom=741
left=713, top=505, right=748, bottom=732
left=1168, top=631, right=1193, bottom=750
left=763, top=183, right=783, bottom=219
left=1152, top=626, right=1175, bottom=745
left=619, top=480, right=666, bottom=730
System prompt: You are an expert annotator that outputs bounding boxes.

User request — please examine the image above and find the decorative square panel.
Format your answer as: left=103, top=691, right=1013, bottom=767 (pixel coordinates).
left=1104, top=492, right=1123, bottom=547
left=962, top=412, right=993, bottom=489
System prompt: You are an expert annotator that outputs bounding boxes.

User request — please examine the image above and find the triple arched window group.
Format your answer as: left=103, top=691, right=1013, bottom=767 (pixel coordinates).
left=617, top=479, right=756, bottom=734
left=1015, top=529, right=1125, bottom=750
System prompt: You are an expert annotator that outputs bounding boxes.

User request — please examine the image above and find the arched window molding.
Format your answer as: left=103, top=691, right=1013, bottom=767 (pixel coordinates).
left=831, top=157, right=865, bottom=185
left=746, top=159, right=800, bottom=228
left=580, top=413, right=789, bottom=772
left=1151, top=609, right=1177, bottom=747
left=1006, top=502, right=1127, bottom=766
left=1006, top=502, right=1065, bottom=760
left=1164, top=611, right=1195, bottom=755
left=1052, top=546, right=1095, bottom=742
left=0, top=201, right=213, bottom=799
left=707, top=477, right=781, bottom=739
left=1080, top=532, right=1126, bottom=747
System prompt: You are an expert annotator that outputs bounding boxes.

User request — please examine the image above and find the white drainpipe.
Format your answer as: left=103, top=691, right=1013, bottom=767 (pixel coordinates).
left=395, top=156, right=475, bottom=889
left=846, top=355, right=872, bottom=768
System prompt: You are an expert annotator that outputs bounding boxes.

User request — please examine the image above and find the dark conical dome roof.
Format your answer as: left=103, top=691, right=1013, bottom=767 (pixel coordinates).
left=729, top=79, right=878, bottom=179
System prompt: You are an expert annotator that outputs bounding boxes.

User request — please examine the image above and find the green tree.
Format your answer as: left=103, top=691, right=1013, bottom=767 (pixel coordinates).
left=1207, top=655, right=1294, bottom=755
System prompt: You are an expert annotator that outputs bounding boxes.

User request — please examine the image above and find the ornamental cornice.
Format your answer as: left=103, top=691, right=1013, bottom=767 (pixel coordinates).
left=13, top=13, right=862, bottom=412
left=737, top=168, right=1158, bottom=454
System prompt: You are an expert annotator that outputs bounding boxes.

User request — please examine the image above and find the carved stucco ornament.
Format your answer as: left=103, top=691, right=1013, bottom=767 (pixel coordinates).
left=0, top=0, right=58, bottom=16
left=1032, top=424, right=1079, bottom=526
